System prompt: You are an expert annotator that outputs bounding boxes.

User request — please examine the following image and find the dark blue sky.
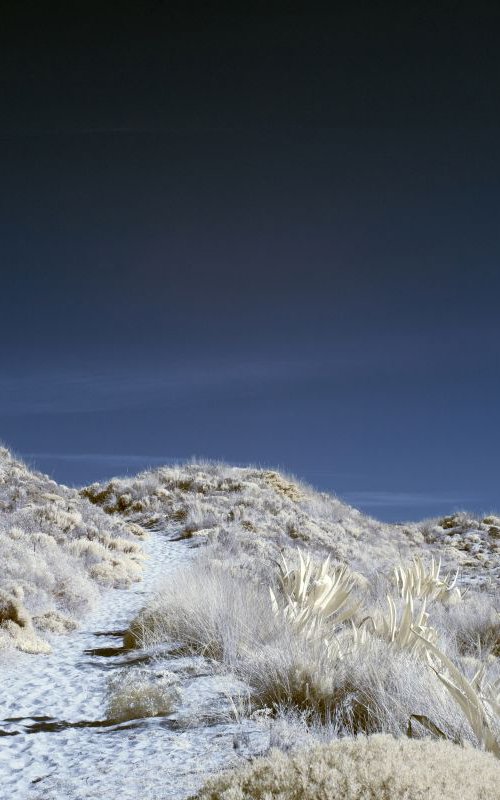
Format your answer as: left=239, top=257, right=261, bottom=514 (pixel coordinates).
left=1, top=4, right=499, bottom=521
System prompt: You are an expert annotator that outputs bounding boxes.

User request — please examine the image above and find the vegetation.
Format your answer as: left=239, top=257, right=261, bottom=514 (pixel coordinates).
left=2, top=446, right=499, bottom=796
left=107, top=667, right=180, bottom=723
left=124, top=548, right=499, bottom=749
left=0, top=447, right=146, bottom=652
left=189, top=734, right=500, bottom=799
left=83, top=461, right=500, bottom=587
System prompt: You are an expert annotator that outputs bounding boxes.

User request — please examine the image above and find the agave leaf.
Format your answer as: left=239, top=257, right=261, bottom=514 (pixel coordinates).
left=270, top=549, right=360, bottom=650
left=395, top=555, right=463, bottom=604
left=269, top=587, right=280, bottom=617
left=414, top=632, right=500, bottom=757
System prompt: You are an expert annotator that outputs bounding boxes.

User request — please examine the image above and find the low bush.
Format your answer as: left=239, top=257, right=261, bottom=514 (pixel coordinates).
left=190, top=734, right=500, bottom=799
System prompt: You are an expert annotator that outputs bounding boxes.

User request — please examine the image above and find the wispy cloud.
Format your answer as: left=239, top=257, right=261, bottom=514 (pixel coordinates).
left=344, top=491, right=475, bottom=508
left=0, top=359, right=320, bottom=416
left=3, top=322, right=498, bottom=417
left=21, top=452, right=180, bottom=466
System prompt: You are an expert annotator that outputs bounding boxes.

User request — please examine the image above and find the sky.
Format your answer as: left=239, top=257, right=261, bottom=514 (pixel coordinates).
left=1, top=4, right=499, bottom=521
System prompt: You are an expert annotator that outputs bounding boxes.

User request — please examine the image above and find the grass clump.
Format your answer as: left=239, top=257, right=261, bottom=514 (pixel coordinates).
left=124, top=557, right=278, bottom=660
left=190, top=733, right=500, bottom=799
left=107, top=667, right=180, bottom=722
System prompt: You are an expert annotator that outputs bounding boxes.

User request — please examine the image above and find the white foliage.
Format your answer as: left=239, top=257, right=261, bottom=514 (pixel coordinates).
left=394, top=556, right=463, bottom=604
left=370, top=594, right=439, bottom=655
left=420, top=635, right=500, bottom=757
left=270, top=550, right=360, bottom=640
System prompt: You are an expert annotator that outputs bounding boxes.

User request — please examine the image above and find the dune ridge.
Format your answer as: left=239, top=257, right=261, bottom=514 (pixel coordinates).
left=82, top=460, right=500, bottom=584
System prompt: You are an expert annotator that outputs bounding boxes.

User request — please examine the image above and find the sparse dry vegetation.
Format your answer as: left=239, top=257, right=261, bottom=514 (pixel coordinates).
left=101, top=463, right=499, bottom=775
left=125, top=547, right=500, bottom=750
left=2, top=446, right=499, bottom=797
left=0, top=447, right=146, bottom=652
left=83, top=462, right=500, bottom=586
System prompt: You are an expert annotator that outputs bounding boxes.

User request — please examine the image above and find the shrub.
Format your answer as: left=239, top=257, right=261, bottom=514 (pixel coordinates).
left=190, top=734, right=500, bottom=799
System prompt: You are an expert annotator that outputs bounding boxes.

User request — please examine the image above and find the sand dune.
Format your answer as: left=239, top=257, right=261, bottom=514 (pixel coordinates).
left=1, top=449, right=499, bottom=798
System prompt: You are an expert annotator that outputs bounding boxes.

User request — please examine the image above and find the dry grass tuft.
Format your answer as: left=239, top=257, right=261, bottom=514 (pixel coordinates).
left=107, top=667, right=180, bottom=722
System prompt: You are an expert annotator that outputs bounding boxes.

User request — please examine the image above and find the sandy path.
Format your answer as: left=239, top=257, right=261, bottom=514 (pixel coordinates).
left=0, top=532, right=265, bottom=800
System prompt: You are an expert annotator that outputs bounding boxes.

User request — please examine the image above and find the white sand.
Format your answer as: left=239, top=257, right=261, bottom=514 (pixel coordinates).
left=0, top=533, right=265, bottom=800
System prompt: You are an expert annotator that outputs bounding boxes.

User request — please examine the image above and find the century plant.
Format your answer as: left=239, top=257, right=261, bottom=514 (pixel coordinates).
left=369, top=593, right=439, bottom=655
left=394, top=556, right=463, bottom=605
left=270, top=550, right=360, bottom=640
left=270, top=551, right=439, bottom=659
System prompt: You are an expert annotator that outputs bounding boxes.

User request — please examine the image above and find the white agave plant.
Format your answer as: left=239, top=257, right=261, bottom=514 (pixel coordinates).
left=394, top=556, right=463, bottom=605
left=270, top=551, right=438, bottom=659
left=370, top=594, right=439, bottom=655
left=270, top=550, right=360, bottom=640
left=268, top=549, right=500, bottom=757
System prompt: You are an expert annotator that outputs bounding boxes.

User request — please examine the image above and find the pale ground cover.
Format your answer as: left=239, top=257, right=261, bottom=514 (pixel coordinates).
left=189, top=733, right=500, bottom=799
left=1, top=448, right=500, bottom=797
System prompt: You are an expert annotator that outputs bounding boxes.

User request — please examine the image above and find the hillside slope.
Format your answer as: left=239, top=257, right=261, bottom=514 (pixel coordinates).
left=82, top=461, right=500, bottom=585
left=0, top=448, right=146, bottom=653
left=2, top=451, right=498, bottom=655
